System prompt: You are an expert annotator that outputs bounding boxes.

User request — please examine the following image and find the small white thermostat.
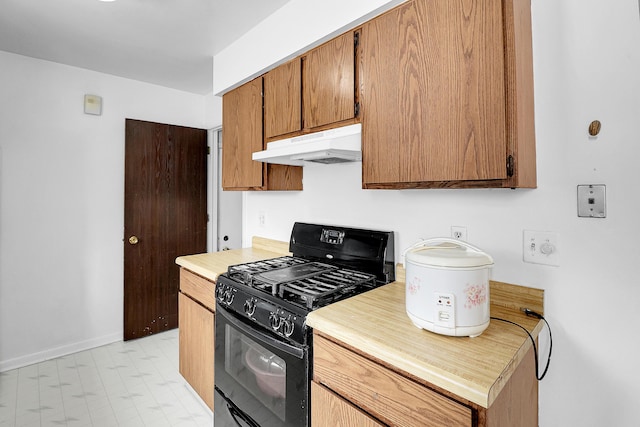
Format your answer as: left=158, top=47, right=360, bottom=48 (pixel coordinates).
left=84, top=94, right=102, bottom=115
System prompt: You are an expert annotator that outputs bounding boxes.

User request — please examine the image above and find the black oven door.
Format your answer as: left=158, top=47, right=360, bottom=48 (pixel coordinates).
left=215, top=303, right=309, bottom=427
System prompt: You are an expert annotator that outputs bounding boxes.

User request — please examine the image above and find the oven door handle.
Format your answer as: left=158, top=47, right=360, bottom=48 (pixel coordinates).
left=217, top=303, right=305, bottom=359
left=216, top=386, right=261, bottom=427
left=228, top=402, right=259, bottom=427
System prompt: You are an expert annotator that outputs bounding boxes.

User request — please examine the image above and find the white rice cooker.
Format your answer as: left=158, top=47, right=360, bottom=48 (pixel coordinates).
left=404, top=238, right=494, bottom=337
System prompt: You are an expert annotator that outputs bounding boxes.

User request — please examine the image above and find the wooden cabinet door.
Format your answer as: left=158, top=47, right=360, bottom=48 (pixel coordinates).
left=179, top=292, right=214, bottom=410
left=222, top=76, right=303, bottom=191
left=264, top=59, right=302, bottom=140
left=303, top=32, right=355, bottom=129
left=311, top=381, right=384, bottom=427
left=361, top=0, right=508, bottom=186
left=359, top=8, right=401, bottom=185
left=222, top=78, right=264, bottom=190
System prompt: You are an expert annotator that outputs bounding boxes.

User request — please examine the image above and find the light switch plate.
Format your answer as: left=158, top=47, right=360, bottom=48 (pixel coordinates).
left=577, top=185, right=606, bottom=218
left=523, top=230, right=559, bottom=266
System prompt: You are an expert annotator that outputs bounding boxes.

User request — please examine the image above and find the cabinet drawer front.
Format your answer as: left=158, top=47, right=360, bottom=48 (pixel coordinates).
left=313, top=334, right=472, bottom=427
left=180, top=268, right=216, bottom=312
left=311, top=381, right=384, bottom=427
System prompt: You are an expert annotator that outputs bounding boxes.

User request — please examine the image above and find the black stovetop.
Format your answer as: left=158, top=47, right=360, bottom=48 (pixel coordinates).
left=226, top=256, right=377, bottom=310
left=216, top=223, right=395, bottom=345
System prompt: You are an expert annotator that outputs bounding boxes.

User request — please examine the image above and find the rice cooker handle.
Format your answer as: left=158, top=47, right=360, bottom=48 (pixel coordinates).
left=402, top=237, right=490, bottom=266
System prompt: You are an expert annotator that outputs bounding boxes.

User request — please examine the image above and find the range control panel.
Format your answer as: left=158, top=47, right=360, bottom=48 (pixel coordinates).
left=215, top=280, right=307, bottom=345
left=320, top=228, right=345, bottom=245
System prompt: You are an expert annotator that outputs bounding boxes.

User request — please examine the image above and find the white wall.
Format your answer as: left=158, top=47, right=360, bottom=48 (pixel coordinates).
left=0, top=51, right=208, bottom=370
left=217, top=0, right=640, bottom=425
left=213, top=0, right=405, bottom=94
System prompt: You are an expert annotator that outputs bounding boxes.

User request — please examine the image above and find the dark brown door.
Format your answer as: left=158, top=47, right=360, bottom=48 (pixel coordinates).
left=124, top=119, right=207, bottom=341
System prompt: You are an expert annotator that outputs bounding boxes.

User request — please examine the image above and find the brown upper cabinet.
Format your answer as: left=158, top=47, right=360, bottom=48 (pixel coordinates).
left=223, top=0, right=535, bottom=190
left=223, top=31, right=359, bottom=190
left=222, top=77, right=303, bottom=191
left=360, top=0, right=536, bottom=189
left=222, top=77, right=263, bottom=190
left=302, top=32, right=357, bottom=131
left=263, top=32, right=358, bottom=143
left=264, top=59, right=302, bottom=140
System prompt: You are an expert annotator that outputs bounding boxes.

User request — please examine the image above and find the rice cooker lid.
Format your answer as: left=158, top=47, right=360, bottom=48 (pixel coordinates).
left=406, top=240, right=494, bottom=268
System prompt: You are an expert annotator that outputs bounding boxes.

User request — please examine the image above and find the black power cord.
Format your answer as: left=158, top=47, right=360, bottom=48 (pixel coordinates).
left=490, top=309, right=552, bottom=381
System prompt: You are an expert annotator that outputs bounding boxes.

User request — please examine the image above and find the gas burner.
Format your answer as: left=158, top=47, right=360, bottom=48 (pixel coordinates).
left=227, top=256, right=307, bottom=278
left=227, top=256, right=309, bottom=293
left=226, top=256, right=377, bottom=308
left=278, top=269, right=377, bottom=309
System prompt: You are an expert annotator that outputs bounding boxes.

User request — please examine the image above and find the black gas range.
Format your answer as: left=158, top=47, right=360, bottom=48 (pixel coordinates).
left=214, top=222, right=394, bottom=427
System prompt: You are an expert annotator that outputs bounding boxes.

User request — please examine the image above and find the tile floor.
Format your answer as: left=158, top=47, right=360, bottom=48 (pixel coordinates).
left=0, top=329, right=213, bottom=426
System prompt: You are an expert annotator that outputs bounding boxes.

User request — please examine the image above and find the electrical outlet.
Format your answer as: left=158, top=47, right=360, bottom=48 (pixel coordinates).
left=451, top=226, right=467, bottom=241
left=258, top=211, right=266, bottom=227
left=523, top=230, right=559, bottom=266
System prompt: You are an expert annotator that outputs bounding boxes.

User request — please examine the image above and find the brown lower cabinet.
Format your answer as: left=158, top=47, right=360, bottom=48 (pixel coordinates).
left=178, top=268, right=215, bottom=410
left=312, top=333, right=537, bottom=427
left=311, top=382, right=384, bottom=427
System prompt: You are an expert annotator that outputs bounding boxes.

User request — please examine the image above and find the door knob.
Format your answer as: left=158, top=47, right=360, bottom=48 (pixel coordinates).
left=128, top=236, right=139, bottom=245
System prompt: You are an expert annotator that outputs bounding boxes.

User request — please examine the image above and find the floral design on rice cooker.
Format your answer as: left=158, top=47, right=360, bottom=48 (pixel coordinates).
left=408, top=276, right=421, bottom=295
left=464, top=282, right=487, bottom=309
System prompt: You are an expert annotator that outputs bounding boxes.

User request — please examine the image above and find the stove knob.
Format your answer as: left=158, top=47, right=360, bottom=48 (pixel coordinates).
left=243, top=299, right=256, bottom=316
left=282, top=318, right=295, bottom=337
left=224, top=290, right=234, bottom=305
left=215, top=286, right=224, bottom=302
left=269, top=313, right=281, bottom=331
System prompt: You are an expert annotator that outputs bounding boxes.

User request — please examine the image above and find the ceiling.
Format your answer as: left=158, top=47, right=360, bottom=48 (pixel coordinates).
left=0, top=0, right=291, bottom=94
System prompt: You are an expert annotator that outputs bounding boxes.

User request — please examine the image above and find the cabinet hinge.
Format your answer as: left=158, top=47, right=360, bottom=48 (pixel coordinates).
left=506, top=155, right=515, bottom=177
left=355, top=102, right=360, bottom=117
left=207, top=145, right=211, bottom=155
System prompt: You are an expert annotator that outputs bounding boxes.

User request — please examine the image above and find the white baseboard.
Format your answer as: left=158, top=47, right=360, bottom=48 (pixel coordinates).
left=0, top=332, right=122, bottom=372
left=183, top=380, right=214, bottom=415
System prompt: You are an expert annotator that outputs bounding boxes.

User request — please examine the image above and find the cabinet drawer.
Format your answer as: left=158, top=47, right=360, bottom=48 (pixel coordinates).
left=313, top=334, right=472, bottom=427
left=179, top=268, right=216, bottom=312
left=311, top=381, right=384, bottom=427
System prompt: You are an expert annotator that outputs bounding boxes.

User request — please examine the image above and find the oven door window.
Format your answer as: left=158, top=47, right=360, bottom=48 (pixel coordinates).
left=225, top=324, right=286, bottom=421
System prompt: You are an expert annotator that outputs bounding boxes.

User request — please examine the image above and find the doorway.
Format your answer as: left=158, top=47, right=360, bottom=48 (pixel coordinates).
left=211, top=127, right=242, bottom=251
left=123, top=119, right=208, bottom=341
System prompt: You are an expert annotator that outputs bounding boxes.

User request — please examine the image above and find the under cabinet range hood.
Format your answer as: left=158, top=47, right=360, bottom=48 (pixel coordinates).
left=252, top=123, right=361, bottom=166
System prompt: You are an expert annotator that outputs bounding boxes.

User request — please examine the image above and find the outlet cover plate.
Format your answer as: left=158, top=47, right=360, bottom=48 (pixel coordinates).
left=451, top=226, right=467, bottom=241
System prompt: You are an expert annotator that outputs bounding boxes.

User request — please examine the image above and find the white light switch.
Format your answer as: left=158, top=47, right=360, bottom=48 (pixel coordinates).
left=523, top=230, right=559, bottom=266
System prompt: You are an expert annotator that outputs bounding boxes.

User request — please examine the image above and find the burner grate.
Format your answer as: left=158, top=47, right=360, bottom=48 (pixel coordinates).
left=226, top=256, right=378, bottom=309
left=279, top=269, right=377, bottom=309
left=227, top=256, right=308, bottom=284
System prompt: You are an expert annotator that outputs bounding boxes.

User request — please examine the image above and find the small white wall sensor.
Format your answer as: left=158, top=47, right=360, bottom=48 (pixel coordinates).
left=84, top=94, right=102, bottom=115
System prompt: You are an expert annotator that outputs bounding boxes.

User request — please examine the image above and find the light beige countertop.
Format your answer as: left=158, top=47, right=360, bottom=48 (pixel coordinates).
left=306, top=275, right=544, bottom=409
